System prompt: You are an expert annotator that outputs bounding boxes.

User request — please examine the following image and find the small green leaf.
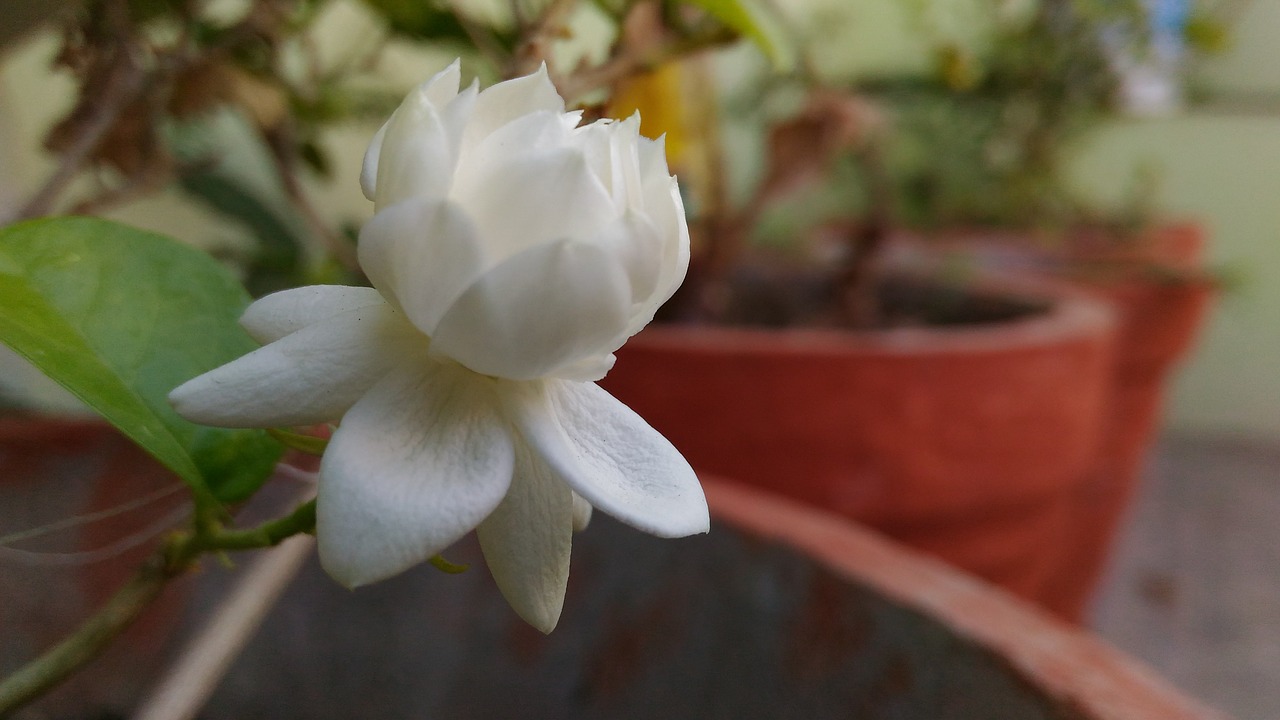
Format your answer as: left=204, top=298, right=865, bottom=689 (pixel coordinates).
left=0, top=217, right=282, bottom=503
left=360, top=0, right=471, bottom=42
left=428, top=554, right=470, bottom=574
left=681, top=0, right=794, bottom=70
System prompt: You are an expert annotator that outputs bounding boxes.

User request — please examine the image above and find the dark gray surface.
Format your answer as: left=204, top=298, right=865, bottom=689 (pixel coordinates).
left=193, top=514, right=1078, bottom=720
left=1090, top=433, right=1280, bottom=720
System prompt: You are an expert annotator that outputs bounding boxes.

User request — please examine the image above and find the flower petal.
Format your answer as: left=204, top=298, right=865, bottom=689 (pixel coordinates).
left=240, top=286, right=388, bottom=344
left=360, top=121, right=388, bottom=201
left=549, top=353, right=616, bottom=383
left=503, top=379, right=708, bottom=537
left=463, top=63, right=565, bottom=152
left=169, top=304, right=419, bottom=428
left=357, top=197, right=488, bottom=334
left=476, top=442, right=573, bottom=633
left=622, top=174, right=690, bottom=339
left=318, top=361, right=515, bottom=587
left=430, top=239, right=631, bottom=380
left=453, top=119, right=616, bottom=257
left=375, top=65, right=476, bottom=209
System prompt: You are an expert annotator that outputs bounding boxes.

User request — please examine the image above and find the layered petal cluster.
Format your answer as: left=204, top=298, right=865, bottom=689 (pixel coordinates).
left=359, top=60, right=689, bottom=382
left=169, top=63, right=707, bottom=633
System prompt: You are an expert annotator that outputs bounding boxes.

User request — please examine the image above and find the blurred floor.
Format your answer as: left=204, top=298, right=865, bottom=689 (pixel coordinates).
left=1090, top=433, right=1280, bottom=720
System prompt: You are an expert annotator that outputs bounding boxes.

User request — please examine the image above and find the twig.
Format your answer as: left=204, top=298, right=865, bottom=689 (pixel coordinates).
left=132, top=535, right=316, bottom=720
left=511, top=0, right=580, bottom=76
left=0, top=497, right=317, bottom=717
left=68, top=168, right=171, bottom=216
left=451, top=0, right=512, bottom=70
left=205, top=499, right=316, bottom=552
left=264, top=128, right=361, bottom=273
left=0, top=504, right=190, bottom=567
left=12, top=56, right=146, bottom=222
left=0, top=532, right=196, bottom=714
left=0, top=483, right=183, bottom=548
left=557, top=24, right=737, bottom=101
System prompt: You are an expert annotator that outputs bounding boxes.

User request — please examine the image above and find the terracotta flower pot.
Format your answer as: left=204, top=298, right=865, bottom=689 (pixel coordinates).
left=199, top=476, right=1222, bottom=719
left=0, top=416, right=190, bottom=718
left=926, top=223, right=1215, bottom=620
left=599, top=279, right=1118, bottom=612
left=1040, top=223, right=1214, bottom=619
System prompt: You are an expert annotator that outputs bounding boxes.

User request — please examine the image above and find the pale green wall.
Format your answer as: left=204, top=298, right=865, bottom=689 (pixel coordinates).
left=1065, top=0, right=1280, bottom=441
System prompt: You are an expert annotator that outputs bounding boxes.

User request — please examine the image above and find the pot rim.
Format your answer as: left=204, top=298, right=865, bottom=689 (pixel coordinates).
left=703, top=475, right=1225, bottom=720
left=638, top=275, right=1116, bottom=357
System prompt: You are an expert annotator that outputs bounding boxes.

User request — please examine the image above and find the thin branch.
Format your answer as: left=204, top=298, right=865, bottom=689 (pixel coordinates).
left=451, top=0, right=512, bottom=70
left=12, top=57, right=147, bottom=222
left=264, top=128, right=361, bottom=273
left=511, top=0, right=580, bottom=77
left=67, top=168, right=171, bottom=216
left=0, top=504, right=190, bottom=567
left=133, top=535, right=316, bottom=720
left=0, top=483, right=183, bottom=548
left=0, top=496, right=316, bottom=717
left=0, top=532, right=196, bottom=715
left=557, top=23, right=737, bottom=101
left=205, top=499, right=317, bottom=552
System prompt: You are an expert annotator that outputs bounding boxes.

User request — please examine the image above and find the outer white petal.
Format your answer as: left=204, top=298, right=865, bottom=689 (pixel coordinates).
left=375, top=69, right=476, bottom=209
left=169, top=304, right=419, bottom=428
left=462, top=63, right=565, bottom=153
left=624, top=174, right=690, bottom=338
left=476, top=442, right=573, bottom=633
left=430, top=239, right=631, bottom=380
left=502, top=379, right=708, bottom=537
left=548, top=353, right=616, bottom=383
left=357, top=197, right=489, bottom=333
left=318, top=361, right=515, bottom=588
left=240, top=286, right=388, bottom=344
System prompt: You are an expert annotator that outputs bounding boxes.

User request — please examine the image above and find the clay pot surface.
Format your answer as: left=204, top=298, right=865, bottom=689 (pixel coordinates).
left=198, top=477, right=1223, bottom=719
left=1042, top=223, right=1214, bottom=618
left=600, top=278, right=1118, bottom=608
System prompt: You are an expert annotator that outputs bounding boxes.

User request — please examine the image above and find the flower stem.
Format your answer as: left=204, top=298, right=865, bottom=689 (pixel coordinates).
left=207, top=500, right=317, bottom=551
left=0, top=498, right=317, bottom=717
left=0, top=535, right=193, bottom=714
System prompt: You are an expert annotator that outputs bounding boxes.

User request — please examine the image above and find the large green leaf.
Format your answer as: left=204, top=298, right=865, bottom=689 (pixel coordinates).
left=682, top=0, right=795, bottom=70
left=0, top=217, right=281, bottom=503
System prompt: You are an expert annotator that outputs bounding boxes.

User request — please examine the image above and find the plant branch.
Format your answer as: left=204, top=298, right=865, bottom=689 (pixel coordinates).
left=0, top=496, right=316, bottom=717
left=0, top=532, right=196, bottom=715
left=207, top=499, right=317, bottom=551
left=511, top=0, right=580, bottom=76
left=133, top=535, right=316, bottom=720
left=12, top=53, right=147, bottom=222
left=557, top=23, right=737, bottom=102
left=263, top=127, right=361, bottom=273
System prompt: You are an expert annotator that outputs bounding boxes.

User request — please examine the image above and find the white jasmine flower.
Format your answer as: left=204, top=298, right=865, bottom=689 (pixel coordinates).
left=169, top=62, right=707, bottom=633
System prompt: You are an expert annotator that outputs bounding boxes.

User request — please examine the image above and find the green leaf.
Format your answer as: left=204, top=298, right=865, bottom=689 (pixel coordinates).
left=681, top=0, right=794, bottom=70
left=360, top=0, right=471, bottom=42
left=0, top=217, right=282, bottom=503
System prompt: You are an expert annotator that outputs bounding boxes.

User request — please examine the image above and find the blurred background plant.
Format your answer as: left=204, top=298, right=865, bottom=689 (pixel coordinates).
left=0, top=0, right=783, bottom=297
left=661, top=0, right=1241, bottom=327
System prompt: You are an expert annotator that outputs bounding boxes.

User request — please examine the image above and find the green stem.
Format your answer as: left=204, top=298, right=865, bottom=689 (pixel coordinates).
left=0, top=498, right=317, bottom=717
left=207, top=500, right=317, bottom=551
left=0, top=535, right=193, bottom=714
